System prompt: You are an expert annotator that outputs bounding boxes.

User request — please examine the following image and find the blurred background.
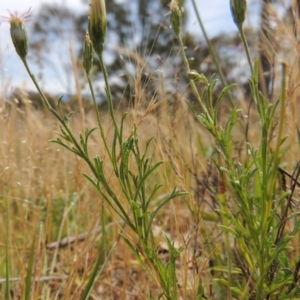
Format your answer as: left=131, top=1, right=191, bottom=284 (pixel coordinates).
left=0, top=0, right=291, bottom=105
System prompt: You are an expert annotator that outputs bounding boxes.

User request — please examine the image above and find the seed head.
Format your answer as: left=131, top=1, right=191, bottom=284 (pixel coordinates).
left=230, top=0, right=247, bottom=30
left=0, top=8, right=33, bottom=60
left=169, top=0, right=182, bottom=39
left=82, top=33, right=94, bottom=75
left=88, top=0, right=107, bottom=56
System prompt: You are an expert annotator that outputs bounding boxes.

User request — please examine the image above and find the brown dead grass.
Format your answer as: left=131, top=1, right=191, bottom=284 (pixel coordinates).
left=0, top=92, right=219, bottom=299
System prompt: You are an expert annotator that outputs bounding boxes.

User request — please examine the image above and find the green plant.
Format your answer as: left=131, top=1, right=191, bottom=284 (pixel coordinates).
left=4, top=1, right=185, bottom=299
left=170, top=0, right=300, bottom=299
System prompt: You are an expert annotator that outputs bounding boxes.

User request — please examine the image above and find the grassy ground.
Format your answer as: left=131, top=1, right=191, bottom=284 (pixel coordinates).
left=0, top=97, right=215, bottom=299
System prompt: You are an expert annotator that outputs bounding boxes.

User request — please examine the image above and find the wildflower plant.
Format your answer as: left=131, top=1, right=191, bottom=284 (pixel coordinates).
left=4, top=1, right=185, bottom=299
left=171, top=0, right=300, bottom=298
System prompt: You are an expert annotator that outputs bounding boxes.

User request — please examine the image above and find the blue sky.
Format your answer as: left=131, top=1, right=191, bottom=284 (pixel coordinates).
left=0, top=0, right=259, bottom=95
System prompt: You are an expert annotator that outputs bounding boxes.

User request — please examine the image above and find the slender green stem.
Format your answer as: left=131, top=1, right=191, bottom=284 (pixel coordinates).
left=258, top=108, right=268, bottom=299
left=191, top=0, right=235, bottom=108
left=98, top=54, right=122, bottom=149
left=21, top=58, right=61, bottom=118
left=95, top=175, right=136, bottom=231
left=268, top=62, right=286, bottom=196
left=80, top=239, right=118, bottom=300
left=177, top=35, right=209, bottom=116
left=239, top=27, right=254, bottom=76
left=86, top=74, right=112, bottom=161
left=219, top=193, right=232, bottom=300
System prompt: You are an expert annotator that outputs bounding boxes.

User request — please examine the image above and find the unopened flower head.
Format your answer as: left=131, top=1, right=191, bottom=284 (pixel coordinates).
left=230, top=0, right=247, bottom=30
left=187, top=71, right=208, bottom=85
left=0, top=7, right=34, bottom=59
left=82, top=32, right=94, bottom=74
left=88, top=0, right=107, bottom=55
left=169, top=0, right=182, bottom=39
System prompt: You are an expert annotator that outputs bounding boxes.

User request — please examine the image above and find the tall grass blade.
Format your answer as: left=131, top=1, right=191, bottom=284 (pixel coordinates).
left=24, top=232, right=36, bottom=300
left=5, top=199, right=11, bottom=300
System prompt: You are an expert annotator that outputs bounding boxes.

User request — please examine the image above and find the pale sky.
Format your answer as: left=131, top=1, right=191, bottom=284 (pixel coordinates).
left=0, top=0, right=256, bottom=95
left=0, top=0, right=86, bottom=14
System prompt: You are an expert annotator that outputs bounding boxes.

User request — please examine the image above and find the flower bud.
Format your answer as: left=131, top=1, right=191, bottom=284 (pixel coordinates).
left=88, top=0, right=107, bottom=55
left=230, top=0, right=247, bottom=29
left=82, top=33, right=94, bottom=74
left=10, top=18, right=29, bottom=59
left=169, top=0, right=182, bottom=39
left=187, top=71, right=208, bottom=85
